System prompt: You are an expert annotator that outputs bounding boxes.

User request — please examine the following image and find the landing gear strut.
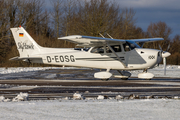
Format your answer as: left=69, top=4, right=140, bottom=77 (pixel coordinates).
left=113, top=70, right=131, bottom=80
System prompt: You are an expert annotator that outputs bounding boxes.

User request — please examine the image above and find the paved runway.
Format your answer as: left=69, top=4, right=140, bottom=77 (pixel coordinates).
left=0, top=78, right=180, bottom=100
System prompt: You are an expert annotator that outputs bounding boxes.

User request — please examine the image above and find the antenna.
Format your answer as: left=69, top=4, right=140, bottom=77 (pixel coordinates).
left=99, top=33, right=105, bottom=38
left=106, top=33, right=113, bottom=39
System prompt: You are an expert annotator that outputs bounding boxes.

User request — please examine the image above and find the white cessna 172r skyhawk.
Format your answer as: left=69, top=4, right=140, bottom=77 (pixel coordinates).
left=10, top=26, right=171, bottom=80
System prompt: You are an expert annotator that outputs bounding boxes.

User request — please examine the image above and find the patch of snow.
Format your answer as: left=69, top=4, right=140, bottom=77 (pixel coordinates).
left=4, top=98, right=11, bottom=102
left=0, top=96, right=5, bottom=102
left=0, top=96, right=11, bottom=102
left=73, top=93, right=83, bottom=100
left=12, top=92, right=29, bottom=102
left=0, top=67, right=88, bottom=75
left=45, top=74, right=57, bottom=79
left=97, top=95, right=104, bottom=100
left=116, top=95, right=123, bottom=99
left=130, top=65, right=180, bottom=78
left=173, top=96, right=179, bottom=100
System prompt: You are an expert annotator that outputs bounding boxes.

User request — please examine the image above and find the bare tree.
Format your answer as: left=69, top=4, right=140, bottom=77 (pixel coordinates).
left=59, top=0, right=137, bottom=40
left=65, top=0, right=120, bottom=37
left=51, top=0, right=63, bottom=37
left=147, top=21, right=172, bottom=49
left=116, top=8, right=136, bottom=39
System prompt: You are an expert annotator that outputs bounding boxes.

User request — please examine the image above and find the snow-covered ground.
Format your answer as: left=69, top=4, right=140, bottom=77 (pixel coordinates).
left=131, top=65, right=180, bottom=78
left=0, top=99, right=180, bottom=120
left=0, top=65, right=180, bottom=79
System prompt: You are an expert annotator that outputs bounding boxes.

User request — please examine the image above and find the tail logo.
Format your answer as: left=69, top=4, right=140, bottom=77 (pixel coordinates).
left=18, top=42, right=34, bottom=52
left=19, top=33, right=24, bottom=37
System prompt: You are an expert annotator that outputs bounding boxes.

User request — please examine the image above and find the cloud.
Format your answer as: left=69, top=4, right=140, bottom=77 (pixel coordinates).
left=112, top=0, right=180, bottom=38
left=117, top=0, right=180, bottom=10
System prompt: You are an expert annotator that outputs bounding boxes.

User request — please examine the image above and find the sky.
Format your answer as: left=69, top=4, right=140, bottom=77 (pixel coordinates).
left=45, top=0, right=180, bottom=39
left=114, top=0, right=180, bottom=38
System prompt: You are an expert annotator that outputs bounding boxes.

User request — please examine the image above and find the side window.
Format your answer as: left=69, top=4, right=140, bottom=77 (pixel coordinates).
left=106, top=46, right=112, bottom=53
left=105, top=45, right=121, bottom=53
left=91, top=46, right=104, bottom=53
left=123, top=43, right=131, bottom=52
left=111, top=45, right=121, bottom=52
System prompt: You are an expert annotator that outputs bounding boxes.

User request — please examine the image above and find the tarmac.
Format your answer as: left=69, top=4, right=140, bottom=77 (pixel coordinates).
left=0, top=78, right=180, bottom=100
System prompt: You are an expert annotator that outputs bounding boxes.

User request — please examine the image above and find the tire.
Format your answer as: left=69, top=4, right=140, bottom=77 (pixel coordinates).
left=101, top=79, right=109, bottom=81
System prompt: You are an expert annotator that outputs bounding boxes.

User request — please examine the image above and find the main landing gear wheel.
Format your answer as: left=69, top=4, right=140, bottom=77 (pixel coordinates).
left=101, top=79, right=109, bottom=81
left=121, top=78, right=128, bottom=80
left=94, top=71, right=112, bottom=81
left=138, top=70, right=154, bottom=80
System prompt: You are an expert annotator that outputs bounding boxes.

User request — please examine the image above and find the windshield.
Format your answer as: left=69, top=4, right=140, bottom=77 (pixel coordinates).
left=126, top=41, right=140, bottom=49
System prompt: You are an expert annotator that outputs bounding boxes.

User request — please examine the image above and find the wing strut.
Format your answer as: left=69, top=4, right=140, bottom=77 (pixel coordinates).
left=106, top=43, right=127, bottom=68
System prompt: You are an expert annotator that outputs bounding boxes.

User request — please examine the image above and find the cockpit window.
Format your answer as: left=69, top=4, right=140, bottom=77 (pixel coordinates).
left=126, top=41, right=140, bottom=49
left=91, top=46, right=104, bottom=53
left=123, top=41, right=140, bottom=52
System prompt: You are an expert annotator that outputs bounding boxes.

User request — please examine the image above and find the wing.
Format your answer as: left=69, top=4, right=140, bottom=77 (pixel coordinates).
left=129, top=38, right=164, bottom=43
left=58, top=35, right=164, bottom=47
left=58, top=35, right=126, bottom=47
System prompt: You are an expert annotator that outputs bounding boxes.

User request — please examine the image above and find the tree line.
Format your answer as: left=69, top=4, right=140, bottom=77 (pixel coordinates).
left=0, top=0, right=179, bottom=67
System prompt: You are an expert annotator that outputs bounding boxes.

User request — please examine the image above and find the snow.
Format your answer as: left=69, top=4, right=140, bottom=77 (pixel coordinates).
left=0, top=99, right=180, bottom=119
left=0, top=96, right=5, bottom=102
left=116, top=95, right=123, bottom=99
left=12, top=92, right=29, bottom=102
left=0, top=67, right=75, bottom=75
left=97, top=95, right=104, bottom=100
left=73, top=93, right=83, bottom=100
left=130, top=65, right=180, bottom=78
left=0, top=65, right=180, bottom=79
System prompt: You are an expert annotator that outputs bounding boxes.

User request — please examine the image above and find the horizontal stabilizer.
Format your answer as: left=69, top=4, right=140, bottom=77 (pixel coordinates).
left=10, top=56, right=42, bottom=61
left=9, top=56, right=43, bottom=63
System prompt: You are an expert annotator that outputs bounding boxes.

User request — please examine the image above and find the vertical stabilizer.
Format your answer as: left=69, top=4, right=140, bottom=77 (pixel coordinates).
left=10, top=26, right=42, bottom=57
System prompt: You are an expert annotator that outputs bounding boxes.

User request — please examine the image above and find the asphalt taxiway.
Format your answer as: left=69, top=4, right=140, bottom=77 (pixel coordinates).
left=0, top=78, right=180, bottom=100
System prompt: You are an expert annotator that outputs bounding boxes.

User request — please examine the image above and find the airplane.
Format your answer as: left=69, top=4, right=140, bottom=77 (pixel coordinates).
left=10, top=26, right=171, bottom=80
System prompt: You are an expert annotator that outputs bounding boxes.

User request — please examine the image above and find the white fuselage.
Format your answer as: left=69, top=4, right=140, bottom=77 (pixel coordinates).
left=32, top=47, right=161, bottom=70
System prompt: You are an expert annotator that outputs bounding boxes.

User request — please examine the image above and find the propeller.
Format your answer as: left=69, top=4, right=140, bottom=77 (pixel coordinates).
left=158, top=44, right=171, bottom=75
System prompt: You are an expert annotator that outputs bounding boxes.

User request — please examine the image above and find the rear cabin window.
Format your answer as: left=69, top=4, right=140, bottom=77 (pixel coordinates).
left=91, top=45, right=122, bottom=53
